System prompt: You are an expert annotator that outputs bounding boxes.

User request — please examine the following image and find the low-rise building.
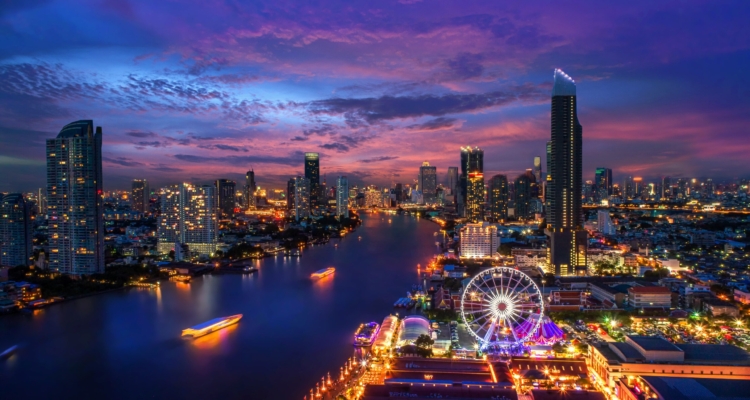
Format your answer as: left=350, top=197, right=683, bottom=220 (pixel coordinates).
left=702, top=298, right=740, bottom=317
left=627, top=286, right=671, bottom=309
left=589, top=336, right=750, bottom=390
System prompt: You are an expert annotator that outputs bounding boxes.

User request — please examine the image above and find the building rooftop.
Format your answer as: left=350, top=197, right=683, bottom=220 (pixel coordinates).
left=610, top=342, right=643, bottom=361
left=531, top=390, right=606, bottom=400
left=677, top=343, right=750, bottom=365
left=57, top=120, right=93, bottom=138
left=628, top=286, right=671, bottom=294
left=552, top=69, right=576, bottom=97
left=628, top=336, right=682, bottom=352
left=642, top=376, right=750, bottom=400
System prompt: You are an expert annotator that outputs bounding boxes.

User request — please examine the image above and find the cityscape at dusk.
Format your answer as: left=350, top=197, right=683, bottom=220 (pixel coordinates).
left=1, top=1, right=750, bottom=191
left=3, top=2, right=750, bottom=400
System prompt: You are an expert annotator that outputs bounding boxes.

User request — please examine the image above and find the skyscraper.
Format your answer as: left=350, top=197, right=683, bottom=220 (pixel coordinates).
left=215, top=179, right=236, bottom=217
left=488, top=174, right=508, bottom=222
left=662, top=176, right=671, bottom=200
left=514, top=170, right=537, bottom=220
left=46, top=120, right=104, bottom=275
left=245, top=170, right=256, bottom=209
left=0, top=194, right=32, bottom=267
left=418, top=161, right=437, bottom=204
left=446, top=167, right=458, bottom=205
left=336, top=176, right=349, bottom=218
left=158, top=183, right=218, bottom=256
left=36, top=187, right=47, bottom=215
left=304, top=153, right=320, bottom=209
left=533, top=156, right=542, bottom=183
left=547, top=70, right=587, bottom=276
left=623, top=176, right=635, bottom=199
left=594, top=168, right=612, bottom=200
left=291, top=176, right=311, bottom=220
left=286, top=178, right=295, bottom=212
left=459, top=147, right=484, bottom=222
left=131, top=179, right=149, bottom=213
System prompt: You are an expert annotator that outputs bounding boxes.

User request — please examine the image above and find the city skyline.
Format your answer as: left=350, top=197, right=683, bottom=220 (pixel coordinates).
left=1, top=2, right=750, bottom=192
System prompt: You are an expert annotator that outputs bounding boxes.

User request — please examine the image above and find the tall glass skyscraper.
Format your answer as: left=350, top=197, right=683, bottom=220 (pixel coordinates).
left=514, top=170, right=537, bottom=220
left=547, top=70, right=587, bottom=276
left=336, top=176, right=349, bottom=218
left=488, top=174, right=508, bottom=222
left=245, top=170, right=256, bottom=209
left=46, top=120, right=104, bottom=275
left=215, top=179, right=236, bottom=217
left=304, top=153, right=320, bottom=209
left=594, top=167, right=612, bottom=200
left=418, top=161, right=437, bottom=204
left=459, top=147, right=484, bottom=222
left=131, top=179, right=149, bottom=213
left=0, top=193, right=32, bottom=267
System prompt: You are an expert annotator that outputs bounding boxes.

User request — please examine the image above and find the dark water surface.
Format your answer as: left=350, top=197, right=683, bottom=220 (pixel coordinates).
left=1, top=214, right=439, bottom=399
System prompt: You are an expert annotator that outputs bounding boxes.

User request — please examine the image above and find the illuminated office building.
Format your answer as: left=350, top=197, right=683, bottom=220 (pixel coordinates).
left=131, top=179, right=149, bottom=213
left=488, top=174, right=508, bottom=222
left=215, top=179, right=236, bottom=217
left=304, top=153, right=320, bottom=208
left=418, top=161, right=437, bottom=204
left=336, top=176, right=349, bottom=218
left=459, top=147, right=484, bottom=222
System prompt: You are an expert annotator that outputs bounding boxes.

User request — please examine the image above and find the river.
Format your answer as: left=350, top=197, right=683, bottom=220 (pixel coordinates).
left=0, top=213, right=440, bottom=399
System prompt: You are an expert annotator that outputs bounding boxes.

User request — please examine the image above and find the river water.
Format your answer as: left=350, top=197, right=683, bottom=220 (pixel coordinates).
left=0, top=213, right=440, bottom=399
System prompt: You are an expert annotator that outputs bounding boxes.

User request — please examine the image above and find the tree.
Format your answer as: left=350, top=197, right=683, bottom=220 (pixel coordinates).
left=498, top=243, right=513, bottom=256
left=551, top=342, right=565, bottom=354
left=414, top=334, right=434, bottom=358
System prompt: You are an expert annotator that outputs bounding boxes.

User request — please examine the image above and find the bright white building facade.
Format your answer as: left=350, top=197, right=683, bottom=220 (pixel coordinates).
left=459, top=223, right=499, bottom=259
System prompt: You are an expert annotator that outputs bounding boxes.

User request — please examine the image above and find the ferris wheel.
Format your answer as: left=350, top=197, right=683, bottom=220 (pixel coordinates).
left=459, top=267, right=544, bottom=350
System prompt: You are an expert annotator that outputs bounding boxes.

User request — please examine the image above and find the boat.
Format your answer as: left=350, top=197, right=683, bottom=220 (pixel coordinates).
left=354, top=322, right=380, bottom=346
left=310, top=267, right=335, bottom=280
left=1, top=345, right=18, bottom=359
left=181, top=314, right=243, bottom=338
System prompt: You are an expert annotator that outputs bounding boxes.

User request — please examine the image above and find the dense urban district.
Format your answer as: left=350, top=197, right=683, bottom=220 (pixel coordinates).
left=3, top=70, right=750, bottom=400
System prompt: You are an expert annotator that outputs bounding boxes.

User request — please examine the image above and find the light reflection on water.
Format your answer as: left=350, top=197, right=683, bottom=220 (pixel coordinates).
left=0, top=214, right=440, bottom=399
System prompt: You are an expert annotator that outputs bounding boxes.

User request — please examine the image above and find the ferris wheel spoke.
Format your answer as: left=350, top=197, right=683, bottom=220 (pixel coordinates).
left=482, top=319, right=497, bottom=345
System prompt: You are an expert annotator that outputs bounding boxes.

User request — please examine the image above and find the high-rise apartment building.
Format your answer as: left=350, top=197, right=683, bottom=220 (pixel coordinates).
left=336, top=176, right=349, bottom=218
left=597, top=210, right=616, bottom=235
left=291, top=176, right=311, bottom=220
left=131, top=179, right=149, bottom=213
left=215, top=179, right=236, bottom=217
left=304, top=153, right=320, bottom=209
left=459, top=147, right=484, bottom=222
left=547, top=70, right=587, bottom=276
left=0, top=194, right=32, bottom=267
left=158, top=183, right=218, bottom=256
left=418, top=161, right=437, bottom=204
left=514, top=170, right=537, bottom=220
left=245, top=170, right=256, bottom=209
left=594, top=168, right=612, bottom=200
left=46, top=120, right=104, bottom=275
left=488, top=174, right=508, bottom=222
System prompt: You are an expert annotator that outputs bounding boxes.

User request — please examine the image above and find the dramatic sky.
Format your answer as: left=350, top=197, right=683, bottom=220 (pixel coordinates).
left=1, top=0, right=749, bottom=192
